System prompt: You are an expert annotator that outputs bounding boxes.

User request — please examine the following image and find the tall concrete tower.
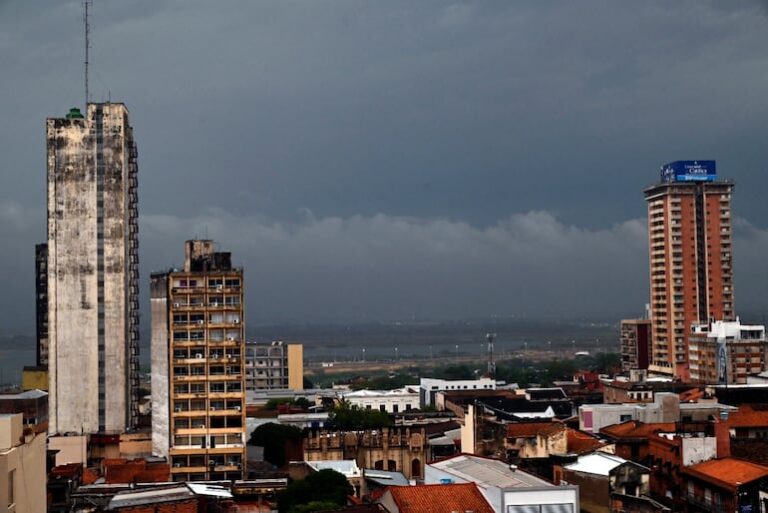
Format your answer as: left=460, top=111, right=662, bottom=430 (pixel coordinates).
left=645, top=161, right=734, bottom=379
left=46, top=103, right=140, bottom=434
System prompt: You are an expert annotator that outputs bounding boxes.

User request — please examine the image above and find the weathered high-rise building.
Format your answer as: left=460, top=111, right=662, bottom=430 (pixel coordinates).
left=46, top=104, right=140, bottom=435
left=645, top=161, right=734, bottom=379
left=151, top=240, right=246, bottom=481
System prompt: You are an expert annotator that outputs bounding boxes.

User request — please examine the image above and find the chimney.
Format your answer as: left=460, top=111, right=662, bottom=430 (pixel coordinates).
left=714, top=410, right=731, bottom=458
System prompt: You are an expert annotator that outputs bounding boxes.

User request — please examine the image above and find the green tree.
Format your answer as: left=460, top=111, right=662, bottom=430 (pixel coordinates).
left=264, top=397, right=313, bottom=410
left=264, top=398, right=294, bottom=410
left=329, top=400, right=392, bottom=430
left=248, top=423, right=303, bottom=468
left=277, top=469, right=352, bottom=513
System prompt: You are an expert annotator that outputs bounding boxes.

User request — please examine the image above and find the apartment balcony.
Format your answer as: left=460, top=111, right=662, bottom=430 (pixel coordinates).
left=207, top=374, right=242, bottom=381
left=208, top=407, right=243, bottom=416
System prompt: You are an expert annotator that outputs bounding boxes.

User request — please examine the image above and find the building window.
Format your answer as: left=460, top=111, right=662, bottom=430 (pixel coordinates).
left=393, top=405, right=399, bottom=413
left=7, top=469, right=14, bottom=507
left=379, top=405, right=386, bottom=412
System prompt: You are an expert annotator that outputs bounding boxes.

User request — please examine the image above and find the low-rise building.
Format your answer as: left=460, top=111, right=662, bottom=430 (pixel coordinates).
left=681, top=458, right=768, bottom=512
left=379, top=483, right=494, bottom=513
left=304, top=427, right=427, bottom=480
left=343, top=387, right=420, bottom=414
left=579, top=393, right=736, bottom=434
left=0, top=413, right=46, bottom=513
left=420, top=377, right=496, bottom=408
left=599, top=421, right=676, bottom=461
left=425, top=453, right=579, bottom=513
left=688, top=319, right=768, bottom=384
left=0, top=389, right=48, bottom=433
left=558, top=451, right=650, bottom=513
left=245, top=341, right=304, bottom=391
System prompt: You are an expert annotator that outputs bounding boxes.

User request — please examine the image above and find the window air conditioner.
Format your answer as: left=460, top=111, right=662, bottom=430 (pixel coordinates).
left=233, top=319, right=240, bottom=324
left=198, top=320, right=204, bottom=325
left=195, top=353, right=203, bottom=359
left=234, top=406, right=241, bottom=411
left=173, top=303, right=180, bottom=308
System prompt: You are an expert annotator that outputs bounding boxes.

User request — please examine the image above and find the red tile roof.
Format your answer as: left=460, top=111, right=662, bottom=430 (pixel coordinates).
left=600, top=421, right=676, bottom=439
left=566, top=428, right=606, bottom=455
left=384, top=483, right=493, bottom=513
left=506, top=422, right=555, bottom=438
left=684, top=458, right=768, bottom=491
left=728, top=405, right=768, bottom=429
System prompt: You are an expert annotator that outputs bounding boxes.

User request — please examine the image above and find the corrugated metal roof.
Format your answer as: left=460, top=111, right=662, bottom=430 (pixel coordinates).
left=429, top=454, right=551, bottom=489
left=563, top=451, right=628, bottom=476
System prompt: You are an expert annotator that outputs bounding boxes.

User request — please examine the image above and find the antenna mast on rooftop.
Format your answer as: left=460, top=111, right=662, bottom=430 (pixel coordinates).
left=84, top=0, right=92, bottom=107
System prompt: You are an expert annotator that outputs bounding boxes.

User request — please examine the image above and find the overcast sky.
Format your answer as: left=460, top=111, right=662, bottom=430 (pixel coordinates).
left=1, top=1, right=768, bottom=332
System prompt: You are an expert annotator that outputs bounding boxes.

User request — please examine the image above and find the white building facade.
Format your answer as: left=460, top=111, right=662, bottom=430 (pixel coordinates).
left=419, top=377, right=496, bottom=408
left=343, top=387, right=419, bottom=413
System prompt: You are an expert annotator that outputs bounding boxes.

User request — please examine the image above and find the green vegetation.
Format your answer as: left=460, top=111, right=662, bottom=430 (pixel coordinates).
left=277, top=469, right=353, bottom=513
left=314, top=352, right=620, bottom=390
left=248, top=423, right=303, bottom=468
left=329, top=400, right=392, bottom=430
left=264, top=397, right=312, bottom=410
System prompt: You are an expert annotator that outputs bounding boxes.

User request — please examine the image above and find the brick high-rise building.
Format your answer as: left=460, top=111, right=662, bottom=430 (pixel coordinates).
left=46, top=104, right=140, bottom=435
left=151, top=240, right=246, bottom=481
left=645, top=161, right=734, bottom=379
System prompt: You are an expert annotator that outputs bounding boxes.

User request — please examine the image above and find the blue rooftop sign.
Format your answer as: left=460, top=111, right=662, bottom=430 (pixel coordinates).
left=660, top=160, right=716, bottom=183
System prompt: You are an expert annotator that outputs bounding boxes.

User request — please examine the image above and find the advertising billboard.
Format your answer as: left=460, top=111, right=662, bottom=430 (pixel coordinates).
left=660, top=160, right=716, bottom=183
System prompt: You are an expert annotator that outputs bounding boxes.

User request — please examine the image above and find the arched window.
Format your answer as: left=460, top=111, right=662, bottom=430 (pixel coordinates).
left=411, top=458, right=422, bottom=478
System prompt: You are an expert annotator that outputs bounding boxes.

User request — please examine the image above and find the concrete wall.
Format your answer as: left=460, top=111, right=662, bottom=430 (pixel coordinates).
left=0, top=418, right=46, bottom=513
left=561, top=469, right=608, bottom=513
left=461, top=404, right=476, bottom=454
left=287, top=344, right=304, bottom=390
left=681, top=437, right=716, bottom=466
left=21, top=369, right=48, bottom=392
left=49, top=434, right=88, bottom=466
left=150, top=273, right=169, bottom=459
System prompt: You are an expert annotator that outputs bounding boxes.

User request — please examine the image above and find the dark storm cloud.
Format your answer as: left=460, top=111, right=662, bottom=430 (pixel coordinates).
left=1, top=1, right=768, bottom=331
